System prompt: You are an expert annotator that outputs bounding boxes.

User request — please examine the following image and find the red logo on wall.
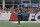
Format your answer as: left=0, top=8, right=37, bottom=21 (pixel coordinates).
left=9, top=13, right=18, bottom=21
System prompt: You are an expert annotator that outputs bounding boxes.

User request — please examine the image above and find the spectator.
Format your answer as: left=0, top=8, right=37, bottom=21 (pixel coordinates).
left=17, top=10, right=23, bottom=21
left=16, top=4, right=22, bottom=13
left=6, top=8, right=11, bottom=13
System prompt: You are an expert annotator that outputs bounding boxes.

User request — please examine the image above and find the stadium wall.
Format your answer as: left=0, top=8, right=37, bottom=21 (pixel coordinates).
left=0, top=12, right=40, bottom=21
left=0, top=13, right=18, bottom=21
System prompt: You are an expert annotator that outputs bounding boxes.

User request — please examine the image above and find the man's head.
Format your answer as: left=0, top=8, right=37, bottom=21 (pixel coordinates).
left=17, top=4, right=20, bottom=8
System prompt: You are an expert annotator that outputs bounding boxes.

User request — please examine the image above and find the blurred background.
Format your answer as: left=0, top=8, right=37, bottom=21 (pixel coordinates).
left=0, top=0, right=40, bottom=13
left=0, top=0, right=40, bottom=21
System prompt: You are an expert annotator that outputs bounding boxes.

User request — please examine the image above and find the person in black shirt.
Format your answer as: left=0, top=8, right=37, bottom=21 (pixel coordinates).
left=18, top=10, right=22, bottom=27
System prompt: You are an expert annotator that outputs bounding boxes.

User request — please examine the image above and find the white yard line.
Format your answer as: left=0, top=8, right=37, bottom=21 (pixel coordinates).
left=11, top=21, right=40, bottom=23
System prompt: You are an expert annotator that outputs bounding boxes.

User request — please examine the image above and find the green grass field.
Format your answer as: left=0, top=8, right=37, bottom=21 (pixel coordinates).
left=0, top=21, right=40, bottom=27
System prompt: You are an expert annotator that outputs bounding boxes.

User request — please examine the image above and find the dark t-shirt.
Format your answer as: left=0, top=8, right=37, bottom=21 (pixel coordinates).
left=18, top=13, right=22, bottom=17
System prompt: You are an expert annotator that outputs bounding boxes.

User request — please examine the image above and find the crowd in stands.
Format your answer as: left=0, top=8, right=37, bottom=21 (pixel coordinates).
left=0, top=4, right=40, bottom=21
left=0, top=5, right=40, bottom=13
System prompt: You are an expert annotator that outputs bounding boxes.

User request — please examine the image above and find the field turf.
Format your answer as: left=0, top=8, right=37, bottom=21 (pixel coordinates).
left=0, top=21, right=40, bottom=27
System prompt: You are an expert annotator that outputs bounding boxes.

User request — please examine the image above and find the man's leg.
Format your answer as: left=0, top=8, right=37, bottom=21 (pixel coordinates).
left=18, top=16, right=20, bottom=27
